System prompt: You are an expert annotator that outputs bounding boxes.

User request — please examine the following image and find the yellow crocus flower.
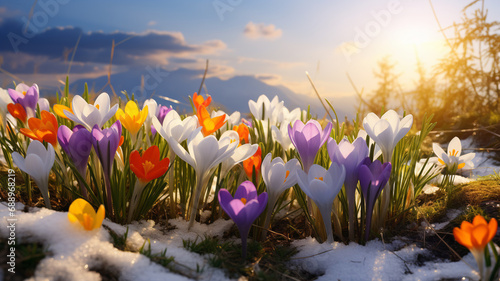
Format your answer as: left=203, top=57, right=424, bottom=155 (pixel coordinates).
left=115, top=100, right=148, bottom=138
left=68, top=198, right=105, bottom=231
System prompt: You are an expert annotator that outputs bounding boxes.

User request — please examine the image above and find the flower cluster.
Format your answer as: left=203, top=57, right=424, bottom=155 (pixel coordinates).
left=3, top=83, right=480, bottom=262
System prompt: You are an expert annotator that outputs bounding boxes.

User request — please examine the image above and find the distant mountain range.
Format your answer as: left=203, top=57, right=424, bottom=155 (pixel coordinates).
left=63, top=67, right=356, bottom=119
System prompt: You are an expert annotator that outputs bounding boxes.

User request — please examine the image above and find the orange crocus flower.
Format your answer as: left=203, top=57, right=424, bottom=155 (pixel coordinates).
left=196, top=105, right=226, bottom=136
left=243, top=146, right=262, bottom=181
left=7, top=103, right=27, bottom=123
left=193, top=92, right=211, bottom=109
left=233, top=124, right=249, bottom=144
left=454, top=215, right=497, bottom=252
left=20, top=110, right=59, bottom=147
left=130, top=145, right=170, bottom=183
left=53, top=103, right=73, bottom=120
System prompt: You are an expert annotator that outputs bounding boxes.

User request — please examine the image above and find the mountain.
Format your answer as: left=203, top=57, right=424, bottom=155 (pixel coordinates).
left=67, top=67, right=356, bottom=119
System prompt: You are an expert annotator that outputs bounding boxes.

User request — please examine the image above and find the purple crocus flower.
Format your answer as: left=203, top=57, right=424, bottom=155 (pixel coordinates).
left=327, top=137, right=368, bottom=241
left=151, top=105, right=172, bottom=136
left=91, top=120, right=122, bottom=211
left=8, top=83, right=39, bottom=119
left=58, top=125, right=93, bottom=198
left=288, top=120, right=332, bottom=172
left=218, top=181, right=268, bottom=258
left=358, top=159, right=391, bottom=241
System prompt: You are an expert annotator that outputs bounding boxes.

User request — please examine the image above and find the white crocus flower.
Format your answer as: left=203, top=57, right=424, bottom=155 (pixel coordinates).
left=262, top=153, right=301, bottom=208
left=12, top=141, right=55, bottom=209
left=363, top=110, right=413, bottom=226
left=220, top=143, right=259, bottom=179
left=153, top=110, right=198, bottom=144
left=165, top=127, right=239, bottom=229
left=0, top=88, right=12, bottom=127
left=64, top=93, right=118, bottom=130
left=37, top=98, right=50, bottom=112
left=433, top=137, right=475, bottom=173
left=271, top=124, right=293, bottom=151
left=261, top=153, right=301, bottom=235
left=153, top=109, right=199, bottom=217
left=211, top=110, right=241, bottom=130
left=362, top=110, right=413, bottom=163
left=297, top=163, right=345, bottom=243
left=248, top=95, right=284, bottom=124
left=278, top=106, right=301, bottom=125
left=357, top=129, right=382, bottom=160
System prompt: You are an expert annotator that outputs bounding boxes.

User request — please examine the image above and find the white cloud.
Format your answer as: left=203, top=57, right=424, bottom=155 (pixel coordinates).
left=147, top=20, right=157, bottom=26
left=243, top=22, right=282, bottom=40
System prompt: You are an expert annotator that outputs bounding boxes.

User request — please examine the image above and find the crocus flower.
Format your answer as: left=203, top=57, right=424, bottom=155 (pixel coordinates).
left=218, top=181, right=268, bottom=258
left=130, top=145, right=170, bottom=183
left=7, top=103, right=27, bottom=123
left=261, top=153, right=301, bottom=238
left=357, top=129, right=382, bottom=160
left=116, top=100, right=148, bottom=141
left=65, top=93, right=118, bottom=130
left=8, top=83, right=39, bottom=119
left=358, top=159, right=391, bottom=241
left=362, top=110, right=412, bottom=224
left=433, top=136, right=475, bottom=173
left=327, top=137, right=368, bottom=241
left=53, top=103, right=73, bottom=120
left=20, top=111, right=59, bottom=148
left=454, top=215, right=498, bottom=280
left=128, top=145, right=170, bottom=222
left=150, top=105, right=171, bottom=136
left=153, top=109, right=198, bottom=144
left=277, top=106, right=301, bottom=125
left=243, top=146, right=262, bottom=183
left=165, top=127, right=239, bottom=228
left=68, top=198, right=105, bottom=231
left=248, top=95, right=283, bottom=124
left=153, top=109, right=198, bottom=217
left=91, top=120, right=122, bottom=211
left=12, top=140, right=55, bottom=208
left=0, top=88, right=12, bottom=126
left=271, top=124, right=294, bottom=151
left=220, top=143, right=259, bottom=180
left=362, top=110, right=413, bottom=163
left=233, top=124, right=250, bottom=144
left=197, top=105, right=226, bottom=136
left=38, top=98, right=50, bottom=112
left=212, top=110, right=240, bottom=129
left=57, top=125, right=92, bottom=198
left=296, top=163, right=346, bottom=243
left=288, top=120, right=332, bottom=173
left=193, top=92, right=211, bottom=109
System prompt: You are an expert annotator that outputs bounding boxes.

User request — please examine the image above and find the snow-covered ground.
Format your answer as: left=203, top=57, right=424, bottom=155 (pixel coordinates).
left=0, top=202, right=485, bottom=281
left=290, top=237, right=480, bottom=281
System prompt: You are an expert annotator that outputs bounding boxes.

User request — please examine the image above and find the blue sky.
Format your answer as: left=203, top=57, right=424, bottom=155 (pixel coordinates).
left=1, top=0, right=499, bottom=102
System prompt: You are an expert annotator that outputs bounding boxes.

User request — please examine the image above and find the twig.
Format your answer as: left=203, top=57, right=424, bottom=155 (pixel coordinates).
left=24, top=0, right=38, bottom=34
left=290, top=248, right=334, bottom=260
left=197, top=60, right=209, bottom=96
left=415, top=206, right=475, bottom=270
left=305, top=71, right=333, bottom=122
left=66, top=32, right=82, bottom=76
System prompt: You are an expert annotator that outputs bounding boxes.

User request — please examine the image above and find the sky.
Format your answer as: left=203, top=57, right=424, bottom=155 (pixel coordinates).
left=0, top=0, right=499, bottom=104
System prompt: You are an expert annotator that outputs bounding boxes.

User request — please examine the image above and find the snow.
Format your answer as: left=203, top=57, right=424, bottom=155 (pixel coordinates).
left=2, top=201, right=488, bottom=281
left=460, top=137, right=500, bottom=178
left=0, top=202, right=234, bottom=281
left=291, top=237, right=480, bottom=281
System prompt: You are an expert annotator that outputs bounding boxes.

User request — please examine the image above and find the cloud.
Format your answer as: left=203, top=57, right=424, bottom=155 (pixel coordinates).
left=0, top=18, right=226, bottom=67
left=148, top=21, right=157, bottom=26
left=243, top=22, right=282, bottom=40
